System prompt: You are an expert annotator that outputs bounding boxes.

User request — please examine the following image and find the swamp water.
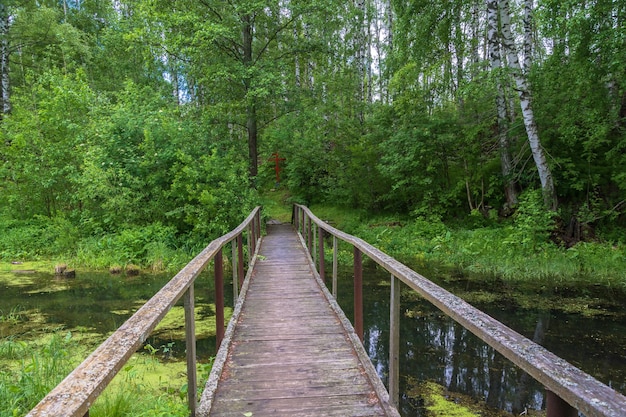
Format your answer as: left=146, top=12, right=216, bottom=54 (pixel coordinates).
left=334, top=262, right=626, bottom=416
left=1, top=263, right=625, bottom=416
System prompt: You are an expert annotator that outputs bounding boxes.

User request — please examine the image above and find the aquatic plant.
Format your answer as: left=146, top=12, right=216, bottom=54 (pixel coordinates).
left=0, top=333, right=76, bottom=417
left=0, top=306, right=24, bottom=325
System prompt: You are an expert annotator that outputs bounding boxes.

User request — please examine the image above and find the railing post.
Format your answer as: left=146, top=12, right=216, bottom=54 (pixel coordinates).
left=294, top=206, right=299, bottom=230
left=300, top=208, right=305, bottom=235
left=307, top=215, right=312, bottom=253
left=184, top=285, right=197, bottom=416
left=256, top=209, right=261, bottom=243
left=332, top=236, right=338, bottom=298
left=250, top=215, right=256, bottom=255
left=312, top=222, right=317, bottom=264
left=237, top=234, right=244, bottom=288
left=389, top=274, right=400, bottom=407
left=546, top=391, right=577, bottom=417
left=354, top=247, right=363, bottom=342
left=215, top=248, right=224, bottom=350
left=232, top=239, right=238, bottom=303
left=318, top=226, right=325, bottom=283
left=247, top=225, right=252, bottom=264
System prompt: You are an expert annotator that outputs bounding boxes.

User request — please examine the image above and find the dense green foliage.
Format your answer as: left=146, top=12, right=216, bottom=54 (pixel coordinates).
left=0, top=1, right=625, bottom=261
left=0, top=3, right=625, bottom=414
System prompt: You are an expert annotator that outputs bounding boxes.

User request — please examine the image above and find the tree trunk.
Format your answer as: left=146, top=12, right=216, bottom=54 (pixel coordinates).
left=294, top=23, right=301, bottom=88
left=523, top=0, right=534, bottom=71
left=487, top=0, right=517, bottom=210
left=0, top=2, right=10, bottom=119
left=242, top=14, right=258, bottom=182
left=497, top=0, right=557, bottom=210
left=354, top=0, right=367, bottom=113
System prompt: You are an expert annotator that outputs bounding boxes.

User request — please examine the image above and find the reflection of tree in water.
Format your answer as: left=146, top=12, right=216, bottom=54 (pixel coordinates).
left=511, top=313, right=550, bottom=414
left=397, top=302, right=547, bottom=415
left=345, top=264, right=625, bottom=416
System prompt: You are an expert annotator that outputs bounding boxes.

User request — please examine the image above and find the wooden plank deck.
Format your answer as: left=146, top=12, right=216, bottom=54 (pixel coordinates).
left=198, top=223, right=399, bottom=417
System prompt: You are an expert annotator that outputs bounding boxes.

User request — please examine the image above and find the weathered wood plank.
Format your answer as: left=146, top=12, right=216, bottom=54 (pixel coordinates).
left=199, top=223, right=399, bottom=417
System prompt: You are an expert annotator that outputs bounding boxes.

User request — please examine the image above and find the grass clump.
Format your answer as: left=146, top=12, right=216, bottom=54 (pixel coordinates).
left=0, top=330, right=197, bottom=417
left=0, top=332, right=77, bottom=417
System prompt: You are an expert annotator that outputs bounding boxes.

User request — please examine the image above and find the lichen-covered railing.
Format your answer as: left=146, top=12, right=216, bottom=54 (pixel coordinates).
left=26, top=207, right=262, bottom=417
left=294, top=204, right=626, bottom=417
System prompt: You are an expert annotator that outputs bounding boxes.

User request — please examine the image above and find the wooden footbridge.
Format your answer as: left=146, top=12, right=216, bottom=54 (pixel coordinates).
left=27, top=206, right=626, bottom=417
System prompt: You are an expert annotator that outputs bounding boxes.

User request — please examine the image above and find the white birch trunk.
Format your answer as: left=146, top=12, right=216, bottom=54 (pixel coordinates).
left=354, top=0, right=367, bottom=106
left=382, top=0, right=393, bottom=103
left=0, top=3, right=10, bottom=118
left=294, top=24, right=301, bottom=88
left=366, top=0, right=373, bottom=103
left=523, top=0, right=534, bottom=71
left=486, top=0, right=517, bottom=208
left=498, top=0, right=557, bottom=209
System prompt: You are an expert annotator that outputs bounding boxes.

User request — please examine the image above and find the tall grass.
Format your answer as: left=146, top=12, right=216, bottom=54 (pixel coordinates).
left=0, top=333, right=76, bottom=417
left=321, top=196, right=626, bottom=293
left=1, top=332, right=190, bottom=417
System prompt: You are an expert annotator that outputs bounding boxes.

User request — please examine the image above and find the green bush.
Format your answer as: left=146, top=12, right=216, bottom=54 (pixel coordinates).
left=74, top=223, right=180, bottom=269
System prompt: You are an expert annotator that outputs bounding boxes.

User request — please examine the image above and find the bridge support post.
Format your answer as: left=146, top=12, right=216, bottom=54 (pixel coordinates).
left=389, top=274, right=400, bottom=407
left=232, top=240, right=238, bottom=303
left=307, top=216, right=312, bottom=255
left=247, top=225, right=252, bottom=264
left=184, top=285, right=197, bottom=416
left=256, top=210, right=261, bottom=243
left=237, top=234, right=244, bottom=288
left=250, top=216, right=256, bottom=255
left=318, top=226, right=325, bottom=283
left=313, top=223, right=317, bottom=265
left=546, top=391, right=577, bottom=417
left=215, top=249, right=225, bottom=349
left=354, top=247, right=363, bottom=342
left=332, top=236, right=338, bottom=298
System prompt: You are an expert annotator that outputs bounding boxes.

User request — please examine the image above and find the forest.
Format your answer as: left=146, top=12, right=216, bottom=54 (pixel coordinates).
left=0, top=0, right=625, bottom=269
left=1, top=2, right=626, bottom=416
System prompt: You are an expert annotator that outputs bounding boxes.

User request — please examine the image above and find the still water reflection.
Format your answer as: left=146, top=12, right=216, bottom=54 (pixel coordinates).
left=2, top=263, right=625, bottom=416
left=334, top=263, right=626, bottom=416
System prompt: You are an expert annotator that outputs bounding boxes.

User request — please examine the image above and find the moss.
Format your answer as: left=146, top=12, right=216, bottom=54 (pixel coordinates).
left=152, top=304, right=233, bottom=340
left=0, top=261, right=55, bottom=273
left=407, top=379, right=515, bottom=417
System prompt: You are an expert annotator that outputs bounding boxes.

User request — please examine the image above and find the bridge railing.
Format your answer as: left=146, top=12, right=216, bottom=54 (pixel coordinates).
left=26, top=207, right=262, bottom=417
left=294, top=204, right=626, bottom=417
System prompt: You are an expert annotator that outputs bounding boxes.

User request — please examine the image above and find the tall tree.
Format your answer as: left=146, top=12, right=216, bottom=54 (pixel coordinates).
left=140, top=0, right=324, bottom=183
left=486, top=0, right=517, bottom=209
left=497, top=0, right=556, bottom=210
left=0, top=2, right=11, bottom=118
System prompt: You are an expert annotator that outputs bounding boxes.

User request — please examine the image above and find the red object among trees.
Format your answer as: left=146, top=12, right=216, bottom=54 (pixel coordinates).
left=269, top=152, right=285, bottom=184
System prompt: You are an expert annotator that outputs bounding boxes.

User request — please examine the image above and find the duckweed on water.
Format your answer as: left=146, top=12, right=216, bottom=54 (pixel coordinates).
left=153, top=304, right=233, bottom=340
left=405, top=379, right=540, bottom=417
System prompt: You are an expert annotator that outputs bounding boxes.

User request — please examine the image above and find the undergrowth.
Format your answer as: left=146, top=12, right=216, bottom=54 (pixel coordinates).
left=313, top=192, right=626, bottom=293
left=0, top=333, right=77, bottom=416
left=0, top=331, right=193, bottom=417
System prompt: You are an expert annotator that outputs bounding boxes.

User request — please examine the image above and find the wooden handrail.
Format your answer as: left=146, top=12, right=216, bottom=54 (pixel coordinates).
left=27, top=207, right=262, bottom=417
left=294, top=204, right=626, bottom=417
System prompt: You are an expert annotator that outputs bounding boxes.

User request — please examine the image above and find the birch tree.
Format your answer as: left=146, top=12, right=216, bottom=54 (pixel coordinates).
left=497, top=0, right=557, bottom=210
left=0, top=2, right=11, bottom=119
left=486, top=0, right=516, bottom=209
